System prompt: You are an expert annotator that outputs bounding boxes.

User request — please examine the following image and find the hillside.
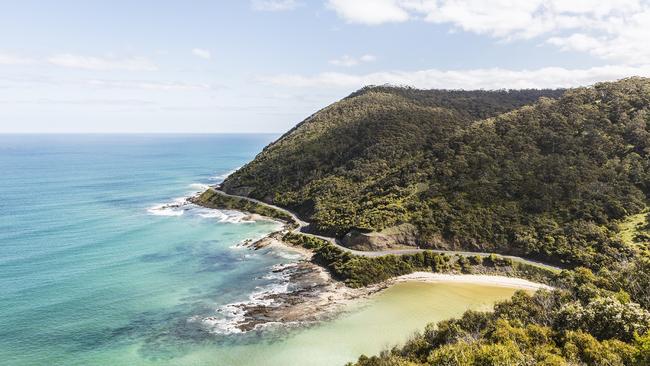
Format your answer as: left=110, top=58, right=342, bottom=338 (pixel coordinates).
left=222, top=78, right=650, bottom=268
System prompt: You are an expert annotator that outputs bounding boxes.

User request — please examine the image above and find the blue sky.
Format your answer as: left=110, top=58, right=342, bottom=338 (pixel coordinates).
left=1, top=0, right=649, bottom=133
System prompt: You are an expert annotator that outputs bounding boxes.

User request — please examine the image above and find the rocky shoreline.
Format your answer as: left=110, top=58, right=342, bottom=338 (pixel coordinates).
left=203, top=235, right=384, bottom=334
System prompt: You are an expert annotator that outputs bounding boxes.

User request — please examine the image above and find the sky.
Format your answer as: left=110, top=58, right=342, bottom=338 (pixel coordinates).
left=1, top=0, right=649, bottom=133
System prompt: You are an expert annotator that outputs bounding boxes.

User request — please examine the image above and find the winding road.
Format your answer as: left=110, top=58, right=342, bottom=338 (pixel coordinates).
left=208, top=188, right=562, bottom=272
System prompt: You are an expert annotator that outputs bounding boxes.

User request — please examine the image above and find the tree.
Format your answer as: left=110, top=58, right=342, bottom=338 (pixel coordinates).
left=557, top=296, right=650, bottom=341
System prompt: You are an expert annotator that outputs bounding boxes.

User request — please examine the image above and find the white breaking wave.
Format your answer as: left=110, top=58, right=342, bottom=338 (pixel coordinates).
left=188, top=183, right=210, bottom=192
left=147, top=201, right=257, bottom=224
left=197, top=305, right=247, bottom=335
left=145, top=183, right=258, bottom=225
left=194, top=207, right=255, bottom=224
left=200, top=283, right=291, bottom=334
left=146, top=197, right=189, bottom=216
left=147, top=204, right=185, bottom=216
left=209, top=167, right=240, bottom=183
left=200, top=264, right=297, bottom=335
left=147, top=179, right=209, bottom=217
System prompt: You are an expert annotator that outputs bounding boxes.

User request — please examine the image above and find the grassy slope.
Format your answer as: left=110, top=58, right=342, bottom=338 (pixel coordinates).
left=619, top=211, right=648, bottom=243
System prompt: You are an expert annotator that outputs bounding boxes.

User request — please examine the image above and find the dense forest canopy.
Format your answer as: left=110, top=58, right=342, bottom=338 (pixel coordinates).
left=223, top=78, right=650, bottom=268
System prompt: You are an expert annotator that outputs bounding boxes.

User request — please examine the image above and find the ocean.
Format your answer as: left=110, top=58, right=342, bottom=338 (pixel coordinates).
left=0, top=134, right=518, bottom=365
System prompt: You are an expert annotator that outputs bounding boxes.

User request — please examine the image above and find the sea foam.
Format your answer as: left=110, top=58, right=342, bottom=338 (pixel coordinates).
left=188, top=183, right=210, bottom=192
left=209, top=167, right=240, bottom=183
left=194, top=208, right=255, bottom=224
left=147, top=196, right=189, bottom=216
left=200, top=263, right=297, bottom=335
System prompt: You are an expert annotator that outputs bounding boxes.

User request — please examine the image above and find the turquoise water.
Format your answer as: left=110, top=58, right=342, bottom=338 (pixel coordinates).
left=0, top=134, right=296, bottom=365
left=1, top=134, right=520, bottom=366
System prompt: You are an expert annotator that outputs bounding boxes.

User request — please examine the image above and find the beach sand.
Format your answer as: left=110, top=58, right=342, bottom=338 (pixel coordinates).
left=392, top=272, right=553, bottom=291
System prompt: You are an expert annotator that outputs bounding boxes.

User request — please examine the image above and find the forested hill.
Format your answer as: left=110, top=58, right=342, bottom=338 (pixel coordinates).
left=222, top=78, right=650, bottom=268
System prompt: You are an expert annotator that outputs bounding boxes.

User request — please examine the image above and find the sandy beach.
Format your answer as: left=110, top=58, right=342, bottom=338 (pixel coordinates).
left=391, top=272, right=553, bottom=291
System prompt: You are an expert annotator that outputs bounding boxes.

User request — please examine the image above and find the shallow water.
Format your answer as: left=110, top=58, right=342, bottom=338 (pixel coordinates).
left=1, top=135, right=518, bottom=365
left=176, top=281, right=518, bottom=366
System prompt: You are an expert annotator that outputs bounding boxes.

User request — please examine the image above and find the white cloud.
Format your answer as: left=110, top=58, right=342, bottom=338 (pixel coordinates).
left=260, top=64, right=650, bottom=89
left=327, top=0, right=409, bottom=24
left=546, top=33, right=604, bottom=53
left=86, top=79, right=211, bottom=91
left=251, top=0, right=300, bottom=11
left=192, top=48, right=212, bottom=59
left=0, top=53, right=35, bottom=65
left=329, top=54, right=376, bottom=67
left=0, top=73, right=214, bottom=92
left=47, top=54, right=158, bottom=71
left=0, top=98, right=156, bottom=106
left=326, top=0, right=650, bottom=64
